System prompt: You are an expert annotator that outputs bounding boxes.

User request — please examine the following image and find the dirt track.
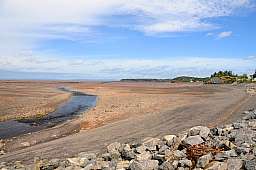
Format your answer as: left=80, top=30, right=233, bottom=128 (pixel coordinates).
left=1, top=82, right=256, bottom=163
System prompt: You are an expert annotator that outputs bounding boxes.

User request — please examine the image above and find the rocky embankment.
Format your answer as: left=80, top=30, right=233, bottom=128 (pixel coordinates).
left=2, top=109, right=256, bottom=169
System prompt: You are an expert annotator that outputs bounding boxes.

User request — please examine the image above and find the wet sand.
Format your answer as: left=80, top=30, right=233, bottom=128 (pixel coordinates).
left=1, top=82, right=256, bottom=163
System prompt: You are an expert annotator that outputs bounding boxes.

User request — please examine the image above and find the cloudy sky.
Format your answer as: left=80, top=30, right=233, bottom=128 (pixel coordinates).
left=0, top=0, right=256, bottom=80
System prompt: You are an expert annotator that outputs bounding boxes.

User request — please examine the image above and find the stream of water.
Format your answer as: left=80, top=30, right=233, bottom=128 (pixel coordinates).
left=0, top=88, right=97, bottom=139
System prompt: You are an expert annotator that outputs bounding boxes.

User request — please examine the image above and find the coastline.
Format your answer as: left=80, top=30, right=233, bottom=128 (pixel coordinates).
left=1, top=82, right=256, bottom=164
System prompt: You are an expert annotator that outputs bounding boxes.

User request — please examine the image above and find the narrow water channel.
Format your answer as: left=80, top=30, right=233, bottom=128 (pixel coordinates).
left=0, top=88, right=97, bottom=139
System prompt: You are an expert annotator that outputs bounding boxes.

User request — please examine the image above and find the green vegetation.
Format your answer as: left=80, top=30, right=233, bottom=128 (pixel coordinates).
left=210, top=70, right=236, bottom=78
left=171, top=76, right=209, bottom=83
left=208, top=70, right=256, bottom=84
left=120, top=70, right=256, bottom=84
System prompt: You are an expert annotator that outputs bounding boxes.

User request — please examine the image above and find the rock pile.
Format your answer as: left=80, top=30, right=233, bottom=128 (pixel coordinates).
left=2, top=109, right=256, bottom=170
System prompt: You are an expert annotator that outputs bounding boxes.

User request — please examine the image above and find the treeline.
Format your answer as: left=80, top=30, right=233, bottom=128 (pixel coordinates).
left=120, top=79, right=171, bottom=82
left=120, top=70, right=256, bottom=84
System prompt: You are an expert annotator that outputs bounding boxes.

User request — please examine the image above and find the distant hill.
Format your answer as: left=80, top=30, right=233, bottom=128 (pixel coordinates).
left=171, top=76, right=209, bottom=82
left=120, top=79, right=171, bottom=82
left=120, top=76, right=209, bottom=83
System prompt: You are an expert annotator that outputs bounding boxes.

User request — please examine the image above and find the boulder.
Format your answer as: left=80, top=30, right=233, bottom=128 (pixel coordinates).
left=159, top=145, right=170, bottom=155
left=129, top=160, right=159, bottom=170
left=135, top=151, right=152, bottom=161
left=244, top=159, right=256, bottom=170
left=196, top=153, right=212, bottom=168
left=178, top=159, right=192, bottom=168
left=215, top=150, right=237, bottom=161
left=135, top=145, right=147, bottom=154
left=116, top=160, right=130, bottom=170
left=174, top=150, right=187, bottom=159
left=183, top=135, right=204, bottom=146
left=205, top=161, right=227, bottom=170
left=107, top=142, right=121, bottom=154
left=107, top=142, right=121, bottom=160
left=189, top=126, right=210, bottom=139
left=227, top=159, right=243, bottom=170
left=142, top=137, right=161, bottom=151
left=121, top=144, right=135, bottom=160
left=163, top=135, right=178, bottom=147
left=159, top=160, right=178, bottom=170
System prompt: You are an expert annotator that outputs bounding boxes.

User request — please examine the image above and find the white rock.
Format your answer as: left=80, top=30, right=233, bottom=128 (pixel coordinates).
left=189, top=126, right=210, bottom=139
left=163, top=135, right=178, bottom=147
left=183, top=135, right=204, bottom=146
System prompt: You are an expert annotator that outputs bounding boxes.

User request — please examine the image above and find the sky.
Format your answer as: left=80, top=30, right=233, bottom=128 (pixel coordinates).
left=0, top=0, right=256, bottom=80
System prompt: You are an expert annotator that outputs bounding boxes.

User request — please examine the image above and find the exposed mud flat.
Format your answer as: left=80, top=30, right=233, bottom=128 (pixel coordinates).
left=1, top=82, right=256, bottom=164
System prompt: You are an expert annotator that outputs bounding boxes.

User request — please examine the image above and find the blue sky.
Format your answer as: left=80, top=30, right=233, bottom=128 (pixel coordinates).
left=0, top=0, right=256, bottom=80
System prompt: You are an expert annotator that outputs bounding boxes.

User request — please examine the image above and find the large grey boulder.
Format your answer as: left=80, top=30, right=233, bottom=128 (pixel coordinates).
left=244, top=159, right=256, bottom=170
left=183, top=135, right=204, bottom=146
left=135, top=151, right=152, bottom=161
left=189, top=126, right=210, bottom=139
left=107, top=142, right=121, bottom=153
left=178, top=159, right=192, bottom=168
left=159, top=160, right=178, bottom=170
left=121, top=144, right=135, bottom=160
left=135, top=145, right=147, bottom=154
left=215, top=150, right=237, bottom=161
left=107, top=142, right=121, bottom=160
left=196, top=153, right=212, bottom=168
left=227, top=159, right=243, bottom=170
left=129, top=160, right=159, bottom=170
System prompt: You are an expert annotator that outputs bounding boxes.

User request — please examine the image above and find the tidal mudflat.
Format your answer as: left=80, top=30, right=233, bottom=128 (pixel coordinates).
left=1, top=81, right=256, bottom=164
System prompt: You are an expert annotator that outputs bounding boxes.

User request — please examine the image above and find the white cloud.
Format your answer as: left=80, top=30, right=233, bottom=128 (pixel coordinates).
left=0, top=54, right=255, bottom=79
left=247, top=55, right=256, bottom=59
left=217, top=31, right=233, bottom=39
left=0, top=0, right=253, bottom=55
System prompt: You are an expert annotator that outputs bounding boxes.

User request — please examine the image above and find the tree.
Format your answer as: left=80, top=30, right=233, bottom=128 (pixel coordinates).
left=211, top=70, right=235, bottom=78
left=253, top=70, right=256, bottom=79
